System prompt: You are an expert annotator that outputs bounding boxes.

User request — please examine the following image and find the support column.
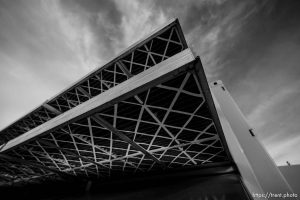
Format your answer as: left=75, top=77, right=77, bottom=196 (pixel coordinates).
left=210, top=80, right=296, bottom=200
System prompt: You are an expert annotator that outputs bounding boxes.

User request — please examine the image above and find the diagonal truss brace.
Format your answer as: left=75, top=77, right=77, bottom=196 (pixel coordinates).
left=119, top=62, right=197, bottom=166
left=74, top=86, right=150, bottom=172
left=92, top=115, right=166, bottom=169
left=1, top=49, right=195, bottom=154
left=37, top=139, right=108, bottom=169
left=0, top=154, right=76, bottom=180
left=69, top=129, right=143, bottom=171
left=42, top=103, right=62, bottom=115
left=59, top=135, right=219, bottom=171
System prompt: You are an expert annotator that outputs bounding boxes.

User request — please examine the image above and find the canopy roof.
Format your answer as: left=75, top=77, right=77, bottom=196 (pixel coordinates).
left=0, top=19, right=232, bottom=186
left=0, top=19, right=187, bottom=144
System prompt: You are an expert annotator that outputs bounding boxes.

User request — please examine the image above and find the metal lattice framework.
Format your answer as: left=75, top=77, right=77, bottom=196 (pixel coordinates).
left=0, top=154, right=64, bottom=186
left=0, top=19, right=187, bottom=145
left=0, top=19, right=231, bottom=186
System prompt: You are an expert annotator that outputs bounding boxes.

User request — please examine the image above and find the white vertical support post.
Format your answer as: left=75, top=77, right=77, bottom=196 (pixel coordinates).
left=210, top=80, right=295, bottom=200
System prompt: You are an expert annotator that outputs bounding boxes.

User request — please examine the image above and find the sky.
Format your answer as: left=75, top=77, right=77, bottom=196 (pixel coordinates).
left=0, top=0, right=299, bottom=166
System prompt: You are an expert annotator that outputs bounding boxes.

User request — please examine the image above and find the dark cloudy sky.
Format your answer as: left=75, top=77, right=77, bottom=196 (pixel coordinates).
left=0, top=0, right=299, bottom=166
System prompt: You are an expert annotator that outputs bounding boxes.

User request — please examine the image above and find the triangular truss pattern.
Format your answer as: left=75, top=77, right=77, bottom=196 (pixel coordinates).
left=0, top=155, right=62, bottom=186
left=1, top=65, right=229, bottom=184
left=0, top=20, right=186, bottom=144
left=0, top=20, right=232, bottom=187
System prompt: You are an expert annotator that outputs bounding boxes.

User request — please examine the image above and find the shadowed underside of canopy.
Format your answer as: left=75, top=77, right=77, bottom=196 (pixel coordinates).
left=0, top=19, right=232, bottom=187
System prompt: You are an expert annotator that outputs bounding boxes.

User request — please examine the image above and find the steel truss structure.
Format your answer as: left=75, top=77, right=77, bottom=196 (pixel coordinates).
left=0, top=19, right=232, bottom=186
left=0, top=19, right=187, bottom=144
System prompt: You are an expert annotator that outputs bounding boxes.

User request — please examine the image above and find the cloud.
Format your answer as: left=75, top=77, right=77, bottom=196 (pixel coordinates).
left=51, top=0, right=168, bottom=66
left=264, top=134, right=300, bottom=166
left=161, top=0, right=300, bottom=165
left=49, top=0, right=123, bottom=67
left=114, top=0, right=167, bottom=51
left=0, top=0, right=168, bottom=129
left=239, top=32, right=300, bottom=165
left=0, top=0, right=92, bottom=128
left=247, top=83, right=300, bottom=129
left=152, top=0, right=274, bottom=80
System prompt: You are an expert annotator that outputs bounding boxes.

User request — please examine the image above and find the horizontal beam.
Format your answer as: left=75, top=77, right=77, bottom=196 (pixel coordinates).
left=0, top=18, right=184, bottom=134
left=1, top=49, right=195, bottom=152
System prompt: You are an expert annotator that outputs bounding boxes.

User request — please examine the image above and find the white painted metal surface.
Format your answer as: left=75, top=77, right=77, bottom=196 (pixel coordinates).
left=210, top=80, right=296, bottom=200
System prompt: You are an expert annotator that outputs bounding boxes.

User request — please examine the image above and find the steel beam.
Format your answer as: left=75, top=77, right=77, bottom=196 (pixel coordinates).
left=37, top=139, right=108, bottom=170
left=91, top=115, right=166, bottom=169
left=42, top=103, right=62, bottom=115
left=1, top=49, right=194, bottom=152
